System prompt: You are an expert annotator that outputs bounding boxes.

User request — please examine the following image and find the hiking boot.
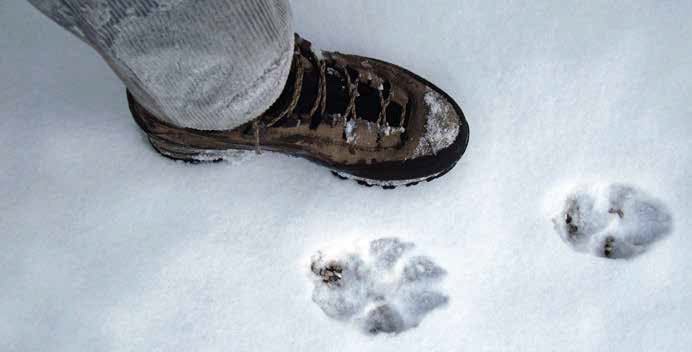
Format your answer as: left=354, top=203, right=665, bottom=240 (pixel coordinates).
left=128, top=34, right=470, bottom=188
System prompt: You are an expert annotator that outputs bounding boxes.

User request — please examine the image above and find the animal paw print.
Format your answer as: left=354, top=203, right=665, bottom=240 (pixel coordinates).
left=309, top=238, right=448, bottom=335
left=552, top=183, right=672, bottom=259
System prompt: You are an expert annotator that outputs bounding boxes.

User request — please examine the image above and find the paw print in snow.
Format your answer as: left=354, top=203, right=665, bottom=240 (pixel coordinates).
left=309, top=238, right=448, bottom=335
left=552, top=183, right=672, bottom=259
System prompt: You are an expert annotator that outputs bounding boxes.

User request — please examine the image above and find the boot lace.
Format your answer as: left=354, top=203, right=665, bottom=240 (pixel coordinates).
left=251, top=35, right=406, bottom=154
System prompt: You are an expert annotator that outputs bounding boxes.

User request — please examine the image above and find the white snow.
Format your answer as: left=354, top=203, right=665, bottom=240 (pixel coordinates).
left=309, top=238, right=447, bottom=334
left=551, top=183, right=672, bottom=259
left=344, top=118, right=358, bottom=143
left=413, top=88, right=460, bottom=157
left=2, top=1, right=692, bottom=351
left=380, top=124, right=404, bottom=137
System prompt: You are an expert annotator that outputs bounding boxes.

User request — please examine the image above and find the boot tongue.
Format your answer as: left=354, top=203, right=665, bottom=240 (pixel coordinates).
left=292, top=55, right=320, bottom=119
left=320, top=67, right=349, bottom=121
left=355, top=76, right=385, bottom=123
left=265, top=51, right=319, bottom=128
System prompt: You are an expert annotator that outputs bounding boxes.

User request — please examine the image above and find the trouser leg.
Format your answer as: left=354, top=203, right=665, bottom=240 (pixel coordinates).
left=28, top=0, right=294, bottom=130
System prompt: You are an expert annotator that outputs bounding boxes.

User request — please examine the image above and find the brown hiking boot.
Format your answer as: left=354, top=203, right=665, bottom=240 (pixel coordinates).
left=128, top=34, right=469, bottom=188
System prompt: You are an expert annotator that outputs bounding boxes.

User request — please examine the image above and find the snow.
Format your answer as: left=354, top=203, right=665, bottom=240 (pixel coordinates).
left=344, top=118, right=357, bottom=143
left=550, top=183, right=672, bottom=259
left=413, top=88, right=461, bottom=157
left=2, top=0, right=692, bottom=351
left=309, top=238, right=447, bottom=334
left=380, top=124, right=404, bottom=137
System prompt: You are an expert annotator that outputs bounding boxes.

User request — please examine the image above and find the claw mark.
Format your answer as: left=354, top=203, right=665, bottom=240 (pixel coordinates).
left=609, top=208, right=624, bottom=218
left=604, top=236, right=615, bottom=258
left=319, top=263, right=343, bottom=286
left=565, top=213, right=579, bottom=236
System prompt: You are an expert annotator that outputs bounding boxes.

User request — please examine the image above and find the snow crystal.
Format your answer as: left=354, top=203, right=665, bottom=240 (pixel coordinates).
left=191, top=149, right=255, bottom=164
left=412, top=88, right=460, bottom=157
left=551, top=183, right=673, bottom=259
left=344, top=118, right=357, bottom=144
left=380, top=124, right=405, bottom=137
left=309, top=238, right=448, bottom=335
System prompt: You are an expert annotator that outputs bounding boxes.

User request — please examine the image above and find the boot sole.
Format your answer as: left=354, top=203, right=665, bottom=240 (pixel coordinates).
left=330, top=163, right=456, bottom=189
left=148, top=135, right=454, bottom=189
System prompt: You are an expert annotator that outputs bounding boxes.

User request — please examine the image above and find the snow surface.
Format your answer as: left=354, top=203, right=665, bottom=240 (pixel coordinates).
left=551, top=183, right=672, bottom=259
left=310, top=238, right=447, bottom=334
left=2, top=0, right=692, bottom=351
